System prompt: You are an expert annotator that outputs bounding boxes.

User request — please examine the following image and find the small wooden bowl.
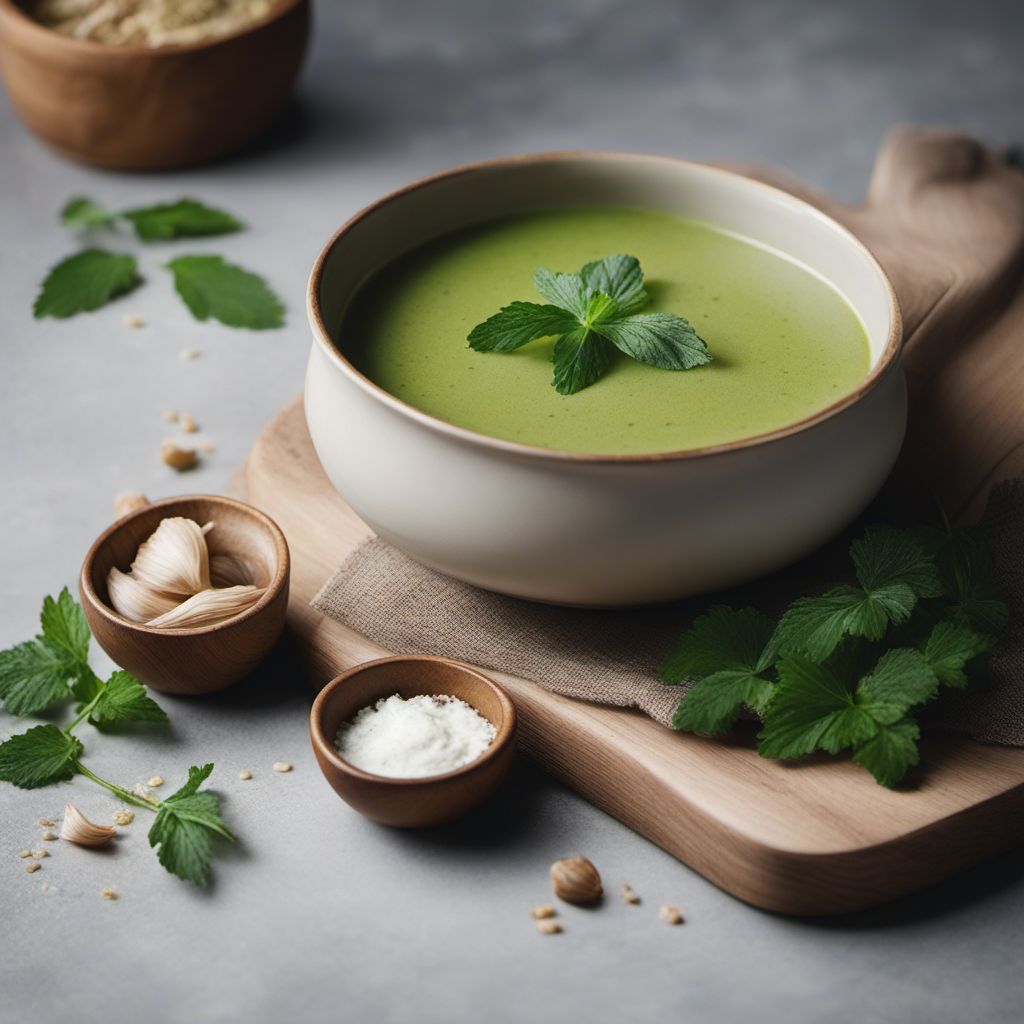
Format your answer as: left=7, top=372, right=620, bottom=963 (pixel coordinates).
left=79, top=495, right=290, bottom=695
left=309, top=656, right=518, bottom=827
left=0, top=0, right=309, bottom=170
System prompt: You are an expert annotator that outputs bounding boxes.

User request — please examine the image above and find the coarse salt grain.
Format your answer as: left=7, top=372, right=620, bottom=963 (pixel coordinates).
left=334, top=693, right=496, bottom=779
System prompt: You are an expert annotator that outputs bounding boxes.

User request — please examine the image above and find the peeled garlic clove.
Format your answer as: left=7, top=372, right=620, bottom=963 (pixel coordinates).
left=107, top=566, right=183, bottom=623
left=129, top=517, right=212, bottom=596
left=61, top=803, right=116, bottom=848
left=146, top=585, right=265, bottom=629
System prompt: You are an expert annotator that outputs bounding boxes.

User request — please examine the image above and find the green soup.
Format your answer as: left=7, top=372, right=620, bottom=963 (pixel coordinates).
left=340, top=208, right=870, bottom=455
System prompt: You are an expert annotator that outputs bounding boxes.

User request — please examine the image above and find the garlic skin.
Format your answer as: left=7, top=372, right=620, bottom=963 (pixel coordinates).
left=130, top=517, right=212, bottom=596
left=146, top=585, right=265, bottom=628
left=210, top=551, right=261, bottom=588
left=107, top=567, right=182, bottom=623
left=61, top=804, right=116, bottom=848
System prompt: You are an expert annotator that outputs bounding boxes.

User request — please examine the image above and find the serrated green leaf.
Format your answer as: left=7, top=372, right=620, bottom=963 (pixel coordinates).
left=89, top=670, right=167, bottom=725
left=34, top=249, right=140, bottom=319
left=593, top=312, right=712, bottom=370
left=551, top=327, right=612, bottom=396
left=661, top=606, right=776, bottom=682
left=672, top=670, right=775, bottom=734
left=933, top=529, right=1009, bottom=634
left=532, top=267, right=590, bottom=318
left=166, top=255, right=284, bottom=329
left=122, top=199, right=243, bottom=241
left=852, top=718, right=920, bottom=788
left=853, top=526, right=942, bottom=598
left=72, top=664, right=104, bottom=705
left=922, top=620, right=990, bottom=688
left=0, top=725, right=82, bottom=789
left=856, top=648, right=938, bottom=720
left=579, top=253, right=647, bottom=313
left=60, top=197, right=114, bottom=229
left=40, top=587, right=90, bottom=664
left=167, top=762, right=214, bottom=801
left=467, top=301, right=576, bottom=352
left=0, top=638, right=74, bottom=716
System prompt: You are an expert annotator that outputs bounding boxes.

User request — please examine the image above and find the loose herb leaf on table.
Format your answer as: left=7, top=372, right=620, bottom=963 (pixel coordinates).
left=60, top=196, right=116, bottom=229
left=33, top=249, right=140, bottom=319
left=660, top=522, right=1008, bottom=788
left=122, top=199, right=244, bottom=241
left=0, top=588, right=232, bottom=885
left=166, top=255, right=285, bottom=330
left=468, top=253, right=712, bottom=394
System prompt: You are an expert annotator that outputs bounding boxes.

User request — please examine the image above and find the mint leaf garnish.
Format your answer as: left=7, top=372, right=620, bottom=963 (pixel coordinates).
left=33, top=249, right=140, bottom=319
left=149, top=764, right=234, bottom=885
left=774, top=527, right=941, bottom=661
left=60, top=197, right=114, bottom=229
left=123, top=199, right=243, bottom=241
left=0, top=725, right=82, bottom=789
left=166, top=255, right=284, bottom=329
left=468, top=253, right=712, bottom=394
left=89, top=670, right=167, bottom=725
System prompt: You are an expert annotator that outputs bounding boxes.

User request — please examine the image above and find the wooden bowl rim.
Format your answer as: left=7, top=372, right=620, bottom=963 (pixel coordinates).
left=80, top=493, right=289, bottom=637
left=308, top=150, right=903, bottom=466
left=309, top=655, right=518, bottom=785
left=0, top=0, right=305, bottom=58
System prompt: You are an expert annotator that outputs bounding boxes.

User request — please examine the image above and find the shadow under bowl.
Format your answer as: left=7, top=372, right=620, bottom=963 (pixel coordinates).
left=309, top=655, right=518, bottom=827
left=79, top=494, right=290, bottom=695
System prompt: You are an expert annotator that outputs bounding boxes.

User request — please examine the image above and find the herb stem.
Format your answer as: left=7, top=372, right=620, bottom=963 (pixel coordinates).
left=64, top=691, right=102, bottom=735
left=73, top=760, right=161, bottom=811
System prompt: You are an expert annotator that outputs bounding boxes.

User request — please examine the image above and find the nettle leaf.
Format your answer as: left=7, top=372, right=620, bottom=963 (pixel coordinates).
left=40, top=587, right=91, bottom=664
left=851, top=719, right=921, bottom=789
left=532, top=267, right=591, bottom=318
left=933, top=529, right=1009, bottom=635
left=166, top=255, right=284, bottom=330
left=551, top=328, right=612, bottom=396
left=0, top=638, right=74, bottom=716
left=149, top=764, right=234, bottom=885
left=594, top=312, right=712, bottom=370
left=122, top=199, right=243, bottom=241
left=60, top=196, right=115, bottom=229
left=663, top=607, right=777, bottom=735
left=774, top=527, right=941, bottom=662
left=0, top=725, right=82, bottom=789
left=467, top=302, right=576, bottom=352
left=579, top=253, right=647, bottom=313
left=89, top=670, right=167, bottom=725
left=922, top=620, right=990, bottom=688
left=34, top=249, right=140, bottom=319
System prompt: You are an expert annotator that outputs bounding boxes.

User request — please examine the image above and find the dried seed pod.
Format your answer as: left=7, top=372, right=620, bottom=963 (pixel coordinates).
left=61, top=804, right=116, bottom=848
left=659, top=905, right=684, bottom=925
left=550, top=856, right=603, bottom=905
left=146, top=584, right=265, bottom=628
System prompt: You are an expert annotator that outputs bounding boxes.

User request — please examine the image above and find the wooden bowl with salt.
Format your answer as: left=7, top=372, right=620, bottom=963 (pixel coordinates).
left=310, top=656, right=518, bottom=827
left=79, top=494, right=290, bottom=695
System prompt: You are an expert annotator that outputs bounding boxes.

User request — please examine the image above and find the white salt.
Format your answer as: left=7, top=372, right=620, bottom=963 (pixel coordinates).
left=334, top=693, right=497, bottom=778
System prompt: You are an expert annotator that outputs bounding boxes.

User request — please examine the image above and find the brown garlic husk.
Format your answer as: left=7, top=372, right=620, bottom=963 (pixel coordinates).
left=61, top=803, right=116, bottom=848
left=550, top=856, right=603, bottom=905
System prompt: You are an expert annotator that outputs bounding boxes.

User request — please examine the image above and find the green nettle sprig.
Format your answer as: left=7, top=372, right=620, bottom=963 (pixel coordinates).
left=660, top=523, right=1009, bottom=788
left=467, top=253, right=712, bottom=394
left=0, top=588, right=234, bottom=885
left=32, top=197, right=284, bottom=329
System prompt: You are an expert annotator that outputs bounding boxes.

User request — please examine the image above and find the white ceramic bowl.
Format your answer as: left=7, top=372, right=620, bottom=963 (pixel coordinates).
left=305, top=154, right=904, bottom=606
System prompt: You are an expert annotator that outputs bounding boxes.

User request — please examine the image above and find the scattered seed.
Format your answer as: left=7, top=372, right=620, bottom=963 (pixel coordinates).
left=38, top=818, right=55, bottom=828
left=40, top=831, right=57, bottom=842
left=239, top=770, right=253, bottom=781
left=113, top=490, right=148, bottom=518
left=148, top=776, right=165, bottom=788
left=25, top=862, right=41, bottom=874
left=161, top=409, right=179, bottom=423
left=179, top=347, right=200, bottom=360
left=536, top=919, right=562, bottom=935
left=32, top=849, right=48, bottom=859
left=620, top=883, right=641, bottom=905
left=112, top=809, right=135, bottom=826
left=179, top=414, right=197, bottom=434
left=272, top=762, right=292, bottom=773
left=530, top=904, right=556, bottom=920
left=40, top=882, right=55, bottom=894
left=121, top=313, right=145, bottom=329
left=132, top=784, right=151, bottom=799
left=659, top=905, right=684, bottom=925
left=101, top=887, right=118, bottom=901
left=160, top=440, right=197, bottom=471
left=18, top=850, right=31, bottom=859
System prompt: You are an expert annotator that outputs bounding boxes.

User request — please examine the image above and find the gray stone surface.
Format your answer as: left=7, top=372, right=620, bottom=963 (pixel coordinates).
left=2, top=1, right=1023, bottom=1022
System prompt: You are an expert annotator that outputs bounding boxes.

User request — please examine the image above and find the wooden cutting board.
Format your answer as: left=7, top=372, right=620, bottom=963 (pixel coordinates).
left=235, top=129, right=1024, bottom=916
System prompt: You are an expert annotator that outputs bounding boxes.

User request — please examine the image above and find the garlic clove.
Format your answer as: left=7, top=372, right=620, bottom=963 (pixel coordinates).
left=210, top=551, right=262, bottom=587
left=129, top=517, right=212, bottom=596
left=107, top=566, right=183, bottom=623
left=61, top=803, right=116, bottom=848
left=145, top=585, right=266, bottom=629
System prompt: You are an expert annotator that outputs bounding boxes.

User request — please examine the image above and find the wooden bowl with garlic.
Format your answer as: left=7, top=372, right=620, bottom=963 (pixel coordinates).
left=80, top=495, right=289, bottom=695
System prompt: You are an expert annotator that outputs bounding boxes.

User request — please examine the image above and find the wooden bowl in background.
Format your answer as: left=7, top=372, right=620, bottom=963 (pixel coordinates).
left=0, top=0, right=309, bottom=170
left=309, top=656, right=518, bottom=827
left=80, top=494, right=290, bottom=694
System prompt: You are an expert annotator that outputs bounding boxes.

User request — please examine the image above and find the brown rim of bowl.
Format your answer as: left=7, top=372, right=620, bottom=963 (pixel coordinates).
left=80, top=494, right=289, bottom=637
left=309, top=655, right=518, bottom=785
left=0, top=0, right=304, bottom=56
left=308, top=150, right=903, bottom=466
